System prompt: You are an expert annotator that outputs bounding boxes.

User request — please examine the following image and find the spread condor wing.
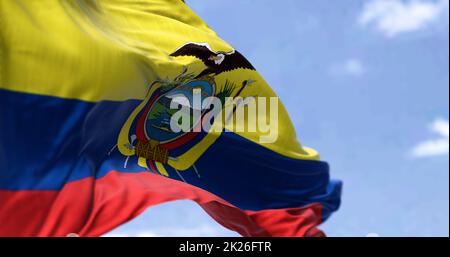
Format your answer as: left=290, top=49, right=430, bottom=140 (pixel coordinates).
left=170, top=43, right=255, bottom=73
left=219, top=50, right=255, bottom=73
left=170, top=43, right=217, bottom=67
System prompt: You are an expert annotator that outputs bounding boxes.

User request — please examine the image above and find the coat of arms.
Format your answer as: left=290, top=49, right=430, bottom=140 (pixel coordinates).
left=114, top=43, right=256, bottom=180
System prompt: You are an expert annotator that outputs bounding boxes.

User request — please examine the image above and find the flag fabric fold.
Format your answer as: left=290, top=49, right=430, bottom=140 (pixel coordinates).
left=0, top=0, right=341, bottom=237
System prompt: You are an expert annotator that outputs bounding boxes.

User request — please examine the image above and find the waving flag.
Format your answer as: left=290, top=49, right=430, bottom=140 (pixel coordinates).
left=0, top=0, right=341, bottom=237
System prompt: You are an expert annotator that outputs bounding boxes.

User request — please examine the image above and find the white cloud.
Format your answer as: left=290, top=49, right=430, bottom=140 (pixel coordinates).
left=330, top=58, right=366, bottom=77
left=359, top=0, right=449, bottom=37
left=411, top=118, right=449, bottom=158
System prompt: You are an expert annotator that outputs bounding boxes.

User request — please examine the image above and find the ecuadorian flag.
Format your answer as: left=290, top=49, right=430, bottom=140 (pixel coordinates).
left=0, top=0, right=342, bottom=236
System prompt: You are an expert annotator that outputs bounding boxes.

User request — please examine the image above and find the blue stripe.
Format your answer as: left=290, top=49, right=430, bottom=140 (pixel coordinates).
left=0, top=89, right=341, bottom=216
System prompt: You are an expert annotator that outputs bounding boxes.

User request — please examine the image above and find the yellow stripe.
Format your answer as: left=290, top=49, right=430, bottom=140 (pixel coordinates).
left=0, top=0, right=321, bottom=161
left=0, top=0, right=231, bottom=102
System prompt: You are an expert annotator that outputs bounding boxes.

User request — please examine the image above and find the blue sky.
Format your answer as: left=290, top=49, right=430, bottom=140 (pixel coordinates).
left=108, top=0, right=449, bottom=237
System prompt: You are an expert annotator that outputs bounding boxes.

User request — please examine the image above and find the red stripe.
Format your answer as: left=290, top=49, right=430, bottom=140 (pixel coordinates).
left=0, top=171, right=324, bottom=237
